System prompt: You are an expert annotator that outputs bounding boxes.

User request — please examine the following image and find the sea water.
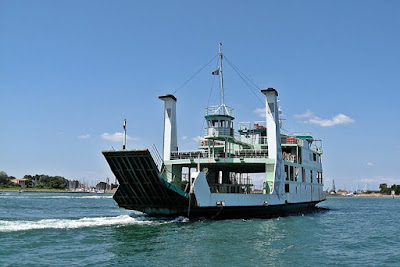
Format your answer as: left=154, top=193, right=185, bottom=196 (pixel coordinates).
left=1, top=192, right=399, bottom=266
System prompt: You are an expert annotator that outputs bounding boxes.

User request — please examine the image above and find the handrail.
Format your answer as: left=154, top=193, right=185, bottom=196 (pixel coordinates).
left=150, top=144, right=164, bottom=172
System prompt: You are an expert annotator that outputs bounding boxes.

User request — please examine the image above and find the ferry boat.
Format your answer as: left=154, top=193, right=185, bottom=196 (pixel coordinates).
left=102, top=44, right=326, bottom=219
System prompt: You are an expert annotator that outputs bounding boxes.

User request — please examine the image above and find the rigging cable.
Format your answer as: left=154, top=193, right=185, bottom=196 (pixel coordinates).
left=224, top=56, right=264, bottom=107
left=173, top=54, right=218, bottom=95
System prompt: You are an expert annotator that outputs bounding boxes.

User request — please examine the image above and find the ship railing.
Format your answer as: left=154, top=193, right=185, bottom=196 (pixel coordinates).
left=281, top=136, right=301, bottom=145
left=150, top=144, right=164, bottom=172
left=282, top=152, right=300, bottom=163
left=240, top=136, right=268, bottom=146
left=310, top=144, right=323, bottom=154
left=199, top=139, right=224, bottom=147
left=170, top=150, right=208, bottom=160
left=232, top=149, right=269, bottom=158
left=281, top=129, right=312, bottom=137
left=170, top=149, right=269, bottom=160
left=205, top=105, right=234, bottom=117
left=238, top=121, right=266, bottom=131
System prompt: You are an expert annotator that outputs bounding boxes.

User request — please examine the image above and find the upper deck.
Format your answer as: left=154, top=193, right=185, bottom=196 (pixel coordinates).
left=169, top=121, right=322, bottom=164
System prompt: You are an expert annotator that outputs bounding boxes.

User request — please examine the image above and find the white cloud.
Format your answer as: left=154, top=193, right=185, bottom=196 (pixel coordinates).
left=253, top=107, right=266, bottom=118
left=78, top=134, right=90, bottom=139
left=294, top=110, right=313, bottom=119
left=101, top=132, right=136, bottom=142
left=367, top=162, right=375, bottom=166
left=192, top=136, right=205, bottom=142
left=295, top=110, right=355, bottom=127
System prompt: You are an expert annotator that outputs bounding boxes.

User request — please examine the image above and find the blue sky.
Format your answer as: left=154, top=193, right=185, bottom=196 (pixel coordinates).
left=1, top=0, right=400, bottom=189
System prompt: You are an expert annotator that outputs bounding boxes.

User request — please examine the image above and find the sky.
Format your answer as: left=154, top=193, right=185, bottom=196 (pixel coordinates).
left=1, top=0, right=400, bottom=189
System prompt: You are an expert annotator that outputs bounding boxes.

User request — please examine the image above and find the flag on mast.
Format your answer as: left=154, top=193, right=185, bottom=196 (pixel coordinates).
left=212, top=68, right=220, bottom=75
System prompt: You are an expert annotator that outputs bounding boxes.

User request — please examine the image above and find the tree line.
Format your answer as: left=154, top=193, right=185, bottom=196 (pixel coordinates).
left=379, top=183, right=400, bottom=195
left=1, top=171, right=113, bottom=191
left=0, top=171, right=69, bottom=189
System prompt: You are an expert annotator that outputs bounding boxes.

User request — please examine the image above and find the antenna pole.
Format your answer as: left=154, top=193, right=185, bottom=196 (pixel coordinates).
left=123, top=118, right=126, bottom=150
left=219, top=42, right=224, bottom=106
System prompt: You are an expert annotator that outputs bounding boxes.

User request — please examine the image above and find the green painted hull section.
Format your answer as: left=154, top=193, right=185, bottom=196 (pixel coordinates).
left=102, top=149, right=189, bottom=215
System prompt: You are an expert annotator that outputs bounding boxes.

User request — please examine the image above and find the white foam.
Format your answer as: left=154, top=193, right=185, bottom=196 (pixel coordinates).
left=80, top=195, right=113, bottom=199
left=0, top=215, right=156, bottom=232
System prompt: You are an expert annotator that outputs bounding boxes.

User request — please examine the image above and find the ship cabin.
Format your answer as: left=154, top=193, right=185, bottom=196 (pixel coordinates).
left=163, top=101, right=323, bottom=197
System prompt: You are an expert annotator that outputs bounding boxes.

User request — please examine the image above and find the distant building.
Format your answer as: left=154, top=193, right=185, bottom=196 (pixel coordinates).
left=337, top=189, right=348, bottom=196
left=11, top=178, right=28, bottom=188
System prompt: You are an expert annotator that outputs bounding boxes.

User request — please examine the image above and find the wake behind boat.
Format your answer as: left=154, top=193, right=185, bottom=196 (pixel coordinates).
left=103, top=43, right=326, bottom=219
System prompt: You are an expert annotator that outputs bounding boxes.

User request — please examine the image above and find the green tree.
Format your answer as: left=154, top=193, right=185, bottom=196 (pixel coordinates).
left=96, top=181, right=107, bottom=191
left=35, top=174, right=69, bottom=189
left=0, top=171, right=10, bottom=185
left=379, top=183, right=391, bottom=195
left=0, top=171, right=18, bottom=188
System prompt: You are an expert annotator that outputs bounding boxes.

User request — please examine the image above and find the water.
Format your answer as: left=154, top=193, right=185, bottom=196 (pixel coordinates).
left=1, top=192, right=399, bottom=266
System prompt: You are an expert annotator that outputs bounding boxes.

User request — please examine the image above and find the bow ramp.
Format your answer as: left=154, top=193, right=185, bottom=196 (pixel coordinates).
left=102, top=149, right=189, bottom=216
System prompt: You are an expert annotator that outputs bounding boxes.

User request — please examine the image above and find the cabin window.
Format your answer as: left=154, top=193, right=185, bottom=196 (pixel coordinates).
left=285, top=165, right=289, bottom=181
left=317, top=172, right=323, bottom=184
left=310, top=170, right=313, bottom=183
left=289, top=166, right=294, bottom=181
left=285, top=184, right=290, bottom=193
left=295, top=167, right=299, bottom=182
left=313, top=153, right=317, bottom=161
left=181, top=167, right=189, bottom=182
left=302, top=167, right=306, bottom=183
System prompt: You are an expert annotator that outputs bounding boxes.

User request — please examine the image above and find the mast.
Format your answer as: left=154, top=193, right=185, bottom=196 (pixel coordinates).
left=123, top=119, right=127, bottom=150
left=219, top=42, right=225, bottom=106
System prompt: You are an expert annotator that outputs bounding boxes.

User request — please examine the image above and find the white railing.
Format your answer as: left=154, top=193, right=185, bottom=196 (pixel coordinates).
left=170, top=150, right=208, bottom=160
left=205, top=105, right=234, bottom=117
left=170, top=148, right=269, bottom=160
left=150, top=144, right=164, bottom=172
left=238, top=121, right=266, bottom=131
left=233, top=149, right=269, bottom=158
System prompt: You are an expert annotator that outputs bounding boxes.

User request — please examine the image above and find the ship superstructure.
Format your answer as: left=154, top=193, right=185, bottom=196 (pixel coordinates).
left=103, top=44, right=325, bottom=219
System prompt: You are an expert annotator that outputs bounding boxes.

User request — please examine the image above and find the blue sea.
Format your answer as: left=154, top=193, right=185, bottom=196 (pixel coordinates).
left=1, top=192, right=399, bottom=266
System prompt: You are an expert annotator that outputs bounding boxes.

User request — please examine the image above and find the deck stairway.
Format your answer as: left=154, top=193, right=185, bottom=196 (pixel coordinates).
left=102, top=149, right=189, bottom=216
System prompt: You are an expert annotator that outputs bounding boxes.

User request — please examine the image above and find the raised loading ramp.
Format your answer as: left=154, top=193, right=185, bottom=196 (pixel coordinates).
left=102, top=149, right=189, bottom=216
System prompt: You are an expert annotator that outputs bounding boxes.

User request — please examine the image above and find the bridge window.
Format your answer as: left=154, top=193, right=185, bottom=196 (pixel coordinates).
left=295, top=167, right=299, bottom=182
left=302, top=167, right=306, bottom=183
left=310, top=170, right=313, bottom=183
left=285, top=184, right=289, bottom=193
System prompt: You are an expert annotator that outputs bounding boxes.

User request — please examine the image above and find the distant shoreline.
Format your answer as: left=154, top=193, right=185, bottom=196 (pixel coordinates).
left=0, top=188, right=115, bottom=194
left=328, top=193, right=399, bottom=198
